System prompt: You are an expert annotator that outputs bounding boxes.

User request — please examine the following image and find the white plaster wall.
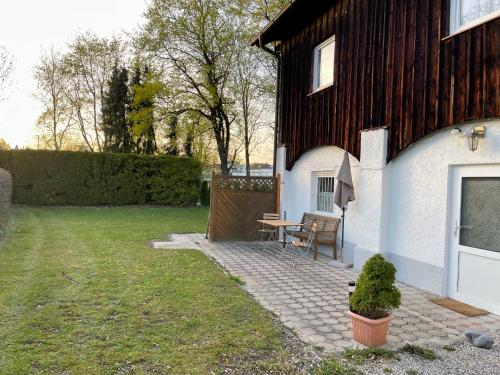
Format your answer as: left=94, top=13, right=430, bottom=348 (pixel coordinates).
left=356, top=129, right=389, bottom=253
left=386, top=119, right=500, bottom=269
left=276, top=120, right=500, bottom=295
left=276, top=146, right=360, bottom=248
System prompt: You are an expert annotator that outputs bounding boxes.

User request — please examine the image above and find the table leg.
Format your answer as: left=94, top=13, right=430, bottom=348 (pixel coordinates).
left=282, top=226, right=286, bottom=249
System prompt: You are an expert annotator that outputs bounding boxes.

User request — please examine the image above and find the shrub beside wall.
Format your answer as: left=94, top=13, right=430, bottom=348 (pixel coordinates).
left=0, top=150, right=202, bottom=206
left=200, top=180, right=210, bottom=206
left=0, top=168, right=12, bottom=237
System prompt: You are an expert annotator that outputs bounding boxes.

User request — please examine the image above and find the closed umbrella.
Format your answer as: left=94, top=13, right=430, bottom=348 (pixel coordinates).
left=334, top=151, right=355, bottom=262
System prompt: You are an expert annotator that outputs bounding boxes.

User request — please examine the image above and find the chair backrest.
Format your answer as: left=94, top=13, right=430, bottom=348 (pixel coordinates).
left=304, top=222, right=318, bottom=249
left=263, top=213, right=280, bottom=220
left=321, top=218, right=340, bottom=232
left=302, top=213, right=340, bottom=233
left=302, top=215, right=316, bottom=232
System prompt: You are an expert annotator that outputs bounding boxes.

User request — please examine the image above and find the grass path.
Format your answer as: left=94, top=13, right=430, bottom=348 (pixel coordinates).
left=0, top=207, right=298, bottom=374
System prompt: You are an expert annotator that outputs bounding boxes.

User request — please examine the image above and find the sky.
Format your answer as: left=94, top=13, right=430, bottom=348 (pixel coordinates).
left=0, top=0, right=147, bottom=148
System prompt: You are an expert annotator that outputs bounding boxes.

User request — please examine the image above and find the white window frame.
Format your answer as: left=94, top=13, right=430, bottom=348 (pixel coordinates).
left=312, top=35, right=335, bottom=93
left=311, top=172, right=336, bottom=215
left=450, top=0, right=500, bottom=34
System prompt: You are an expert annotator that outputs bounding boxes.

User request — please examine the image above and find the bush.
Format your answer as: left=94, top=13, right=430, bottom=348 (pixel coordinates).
left=0, top=168, right=12, bottom=239
left=0, top=150, right=202, bottom=206
left=200, top=180, right=210, bottom=206
left=350, top=254, right=401, bottom=319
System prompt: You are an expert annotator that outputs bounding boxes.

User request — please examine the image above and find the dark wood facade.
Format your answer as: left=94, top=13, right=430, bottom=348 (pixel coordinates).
left=256, top=0, right=500, bottom=170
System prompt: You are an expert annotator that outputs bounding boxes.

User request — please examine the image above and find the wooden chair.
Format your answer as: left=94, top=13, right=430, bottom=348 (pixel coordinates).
left=258, top=213, right=280, bottom=241
left=284, top=222, right=317, bottom=267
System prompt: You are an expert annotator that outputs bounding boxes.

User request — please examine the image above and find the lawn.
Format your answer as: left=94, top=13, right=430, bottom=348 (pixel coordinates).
left=0, top=207, right=298, bottom=374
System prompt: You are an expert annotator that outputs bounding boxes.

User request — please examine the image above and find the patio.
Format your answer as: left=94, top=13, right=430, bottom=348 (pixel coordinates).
left=186, top=234, right=500, bottom=352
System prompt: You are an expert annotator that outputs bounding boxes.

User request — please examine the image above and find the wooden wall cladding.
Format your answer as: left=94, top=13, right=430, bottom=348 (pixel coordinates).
left=277, top=0, right=500, bottom=169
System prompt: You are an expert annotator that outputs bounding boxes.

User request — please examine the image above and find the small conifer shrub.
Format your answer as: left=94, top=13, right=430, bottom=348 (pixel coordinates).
left=350, top=254, right=401, bottom=319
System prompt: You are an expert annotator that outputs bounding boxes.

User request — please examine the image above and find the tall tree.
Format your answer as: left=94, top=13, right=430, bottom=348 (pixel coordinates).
left=102, top=66, right=132, bottom=153
left=140, top=0, right=243, bottom=174
left=64, top=32, right=123, bottom=152
left=0, top=46, right=14, bottom=102
left=233, top=46, right=274, bottom=176
left=129, top=64, right=161, bottom=154
left=0, top=137, right=10, bottom=150
left=164, top=115, right=179, bottom=156
left=242, top=0, right=290, bottom=26
left=184, top=128, right=194, bottom=157
left=34, top=48, right=73, bottom=151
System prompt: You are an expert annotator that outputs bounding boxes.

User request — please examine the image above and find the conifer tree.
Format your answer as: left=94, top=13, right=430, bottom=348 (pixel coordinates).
left=103, top=66, right=132, bottom=153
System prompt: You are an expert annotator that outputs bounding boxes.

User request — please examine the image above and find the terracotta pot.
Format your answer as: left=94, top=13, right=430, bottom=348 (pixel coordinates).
left=348, top=311, right=392, bottom=347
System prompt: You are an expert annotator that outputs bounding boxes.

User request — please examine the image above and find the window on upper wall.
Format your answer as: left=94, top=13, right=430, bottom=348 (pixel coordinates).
left=312, top=173, right=335, bottom=214
left=312, top=36, right=335, bottom=93
left=450, top=0, right=500, bottom=33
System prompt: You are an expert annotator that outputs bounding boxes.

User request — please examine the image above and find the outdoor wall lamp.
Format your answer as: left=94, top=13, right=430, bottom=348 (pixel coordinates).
left=467, top=126, right=485, bottom=152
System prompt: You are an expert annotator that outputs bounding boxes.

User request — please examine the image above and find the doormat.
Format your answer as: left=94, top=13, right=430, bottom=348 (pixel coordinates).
left=429, top=298, right=489, bottom=317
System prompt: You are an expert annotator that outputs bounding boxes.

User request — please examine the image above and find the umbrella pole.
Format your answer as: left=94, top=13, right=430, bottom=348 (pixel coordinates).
left=341, top=207, right=345, bottom=262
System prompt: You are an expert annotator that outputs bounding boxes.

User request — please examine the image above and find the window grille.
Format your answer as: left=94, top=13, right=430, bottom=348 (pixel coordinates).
left=315, top=175, right=335, bottom=214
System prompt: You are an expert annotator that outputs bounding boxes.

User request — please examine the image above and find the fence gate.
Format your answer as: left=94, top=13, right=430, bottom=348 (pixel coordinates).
left=208, top=174, right=280, bottom=241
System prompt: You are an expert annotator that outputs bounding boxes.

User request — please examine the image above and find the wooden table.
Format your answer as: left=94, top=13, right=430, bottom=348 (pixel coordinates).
left=257, top=220, right=304, bottom=249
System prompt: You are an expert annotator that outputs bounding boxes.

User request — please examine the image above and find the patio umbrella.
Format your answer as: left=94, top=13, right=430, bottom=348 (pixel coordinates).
left=334, top=151, right=356, bottom=262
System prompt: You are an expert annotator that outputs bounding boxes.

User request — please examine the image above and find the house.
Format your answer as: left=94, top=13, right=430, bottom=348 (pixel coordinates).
left=253, top=0, right=500, bottom=315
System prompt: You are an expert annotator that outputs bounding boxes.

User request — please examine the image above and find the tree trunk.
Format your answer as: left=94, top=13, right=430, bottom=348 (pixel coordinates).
left=245, top=124, right=250, bottom=177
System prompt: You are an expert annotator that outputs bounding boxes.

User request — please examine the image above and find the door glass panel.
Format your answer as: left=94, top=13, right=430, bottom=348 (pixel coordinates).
left=460, top=177, right=500, bottom=252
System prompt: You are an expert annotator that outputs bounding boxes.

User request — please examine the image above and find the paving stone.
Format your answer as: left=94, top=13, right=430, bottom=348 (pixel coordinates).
left=387, top=335, right=402, bottom=344
left=323, top=318, right=340, bottom=325
left=325, top=332, right=343, bottom=341
left=335, top=340, right=355, bottom=348
left=399, top=333, right=418, bottom=341
left=320, top=342, right=338, bottom=352
left=298, top=327, right=316, bottom=336
left=316, top=325, right=334, bottom=333
left=317, top=313, right=331, bottom=319
left=310, top=320, right=326, bottom=327
left=332, top=324, right=349, bottom=332
left=389, top=327, right=404, bottom=334
left=309, top=307, right=323, bottom=314
left=341, top=330, right=353, bottom=339
left=307, top=334, right=327, bottom=344
left=191, top=234, right=500, bottom=351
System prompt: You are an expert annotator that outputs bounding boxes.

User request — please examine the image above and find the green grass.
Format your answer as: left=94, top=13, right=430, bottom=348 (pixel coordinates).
left=400, top=344, right=438, bottom=360
left=343, top=348, right=399, bottom=365
left=0, top=206, right=299, bottom=374
left=314, top=358, right=363, bottom=375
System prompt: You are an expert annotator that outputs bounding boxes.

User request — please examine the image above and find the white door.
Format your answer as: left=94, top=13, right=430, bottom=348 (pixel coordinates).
left=448, top=165, right=500, bottom=316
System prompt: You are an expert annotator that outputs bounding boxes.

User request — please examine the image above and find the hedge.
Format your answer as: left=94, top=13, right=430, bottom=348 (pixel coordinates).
left=0, top=150, right=202, bottom=206
left=200, top=180, right=210, bottom=206
left=0, top=168, right=12, bottom=238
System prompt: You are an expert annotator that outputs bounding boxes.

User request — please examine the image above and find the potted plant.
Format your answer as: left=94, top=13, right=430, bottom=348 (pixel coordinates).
left=348, top=254, right=401, bottom=347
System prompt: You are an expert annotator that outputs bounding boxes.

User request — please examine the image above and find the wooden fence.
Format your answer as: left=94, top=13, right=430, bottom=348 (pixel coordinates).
left=208, top=173, right=280, bottom=241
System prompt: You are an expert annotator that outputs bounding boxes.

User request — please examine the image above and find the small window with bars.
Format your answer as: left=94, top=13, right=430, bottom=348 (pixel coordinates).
left=314, top=174, right=335, bottom=214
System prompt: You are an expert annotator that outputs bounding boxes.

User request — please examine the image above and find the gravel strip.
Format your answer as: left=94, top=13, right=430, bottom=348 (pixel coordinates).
left=356, top=329, right=500, bottom=375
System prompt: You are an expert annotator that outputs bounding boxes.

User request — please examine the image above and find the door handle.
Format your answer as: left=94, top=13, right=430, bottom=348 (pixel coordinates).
left=454, top=221, right=473, bottom=238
